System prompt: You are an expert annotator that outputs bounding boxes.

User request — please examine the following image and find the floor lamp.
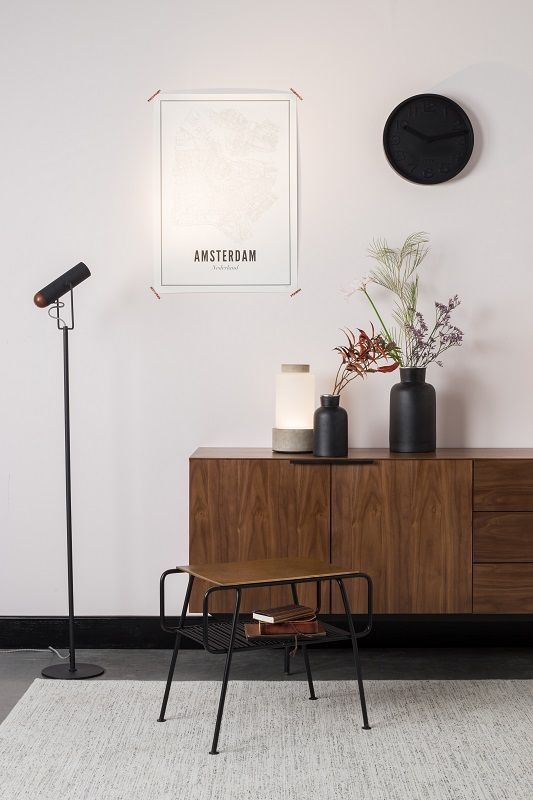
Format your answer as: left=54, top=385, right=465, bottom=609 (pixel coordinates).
left=34, top=263, right=104, bottom=679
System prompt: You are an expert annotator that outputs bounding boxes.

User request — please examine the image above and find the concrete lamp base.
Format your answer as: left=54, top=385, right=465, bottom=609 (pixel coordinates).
left=272, top=428, right=313, bottom=453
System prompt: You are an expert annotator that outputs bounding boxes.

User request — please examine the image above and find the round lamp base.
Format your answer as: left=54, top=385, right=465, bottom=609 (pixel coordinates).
left=41, top=663, right=105, bottom=680
left=272, top=428, right=313, bottom=453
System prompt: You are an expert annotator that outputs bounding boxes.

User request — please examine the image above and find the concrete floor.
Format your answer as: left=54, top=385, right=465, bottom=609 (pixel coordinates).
left=1, top=646, right=533, bottom=723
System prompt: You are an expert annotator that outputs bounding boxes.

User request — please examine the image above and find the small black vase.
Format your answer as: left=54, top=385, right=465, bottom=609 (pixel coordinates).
left=390, top=368, right=436, bottom=453
left=313, top=395, right=348, bottom=457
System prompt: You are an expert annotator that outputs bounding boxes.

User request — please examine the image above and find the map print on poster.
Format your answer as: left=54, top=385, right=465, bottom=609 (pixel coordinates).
left=154, top=92, right=298, bottom=293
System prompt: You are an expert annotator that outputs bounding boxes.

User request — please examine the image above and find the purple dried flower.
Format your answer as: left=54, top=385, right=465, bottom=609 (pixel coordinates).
left=407, top=295, right=464, bottom=367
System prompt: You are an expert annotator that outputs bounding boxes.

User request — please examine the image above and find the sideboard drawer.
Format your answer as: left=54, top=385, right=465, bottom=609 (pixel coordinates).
left=473, top=564, right=533, bottom=612
left=474, top=460, right=533, bottom=510
left=474, top=512, right=533, bottom=562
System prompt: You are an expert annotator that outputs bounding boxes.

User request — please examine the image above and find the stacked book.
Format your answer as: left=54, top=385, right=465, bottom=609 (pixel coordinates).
left=244, top=603, right=326, bottom=639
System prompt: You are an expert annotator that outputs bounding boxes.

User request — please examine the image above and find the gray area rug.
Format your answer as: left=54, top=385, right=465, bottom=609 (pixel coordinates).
left=0, top=679, right=532, bottom=799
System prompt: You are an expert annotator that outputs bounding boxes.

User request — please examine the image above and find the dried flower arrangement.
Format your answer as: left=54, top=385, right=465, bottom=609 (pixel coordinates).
left=344, top=232, right=464, bottom=369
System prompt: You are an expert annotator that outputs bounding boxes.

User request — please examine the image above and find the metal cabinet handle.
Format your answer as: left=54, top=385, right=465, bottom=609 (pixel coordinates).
left=289, top=459, right=375, bottom=465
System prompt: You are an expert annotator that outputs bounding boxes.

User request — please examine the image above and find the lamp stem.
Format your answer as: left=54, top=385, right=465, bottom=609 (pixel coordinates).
left=63, top=324, right=76, bottom=672
left=40, top=284, right=104, bottom=679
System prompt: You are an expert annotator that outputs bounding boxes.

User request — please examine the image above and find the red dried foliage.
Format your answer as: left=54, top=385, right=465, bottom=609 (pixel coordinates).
left=333, top=326, right=399, bottom=395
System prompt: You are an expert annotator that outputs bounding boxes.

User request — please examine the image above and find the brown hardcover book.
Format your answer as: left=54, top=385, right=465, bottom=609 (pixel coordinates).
left=252, top=604, right=315, bottom=624
left=244, top=621, right=326, bottom=639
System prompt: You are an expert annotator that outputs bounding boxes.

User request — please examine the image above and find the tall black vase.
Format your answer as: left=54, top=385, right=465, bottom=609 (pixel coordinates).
left=313, top=394, right=348, bottom=457
left=389, top=367, right=436, bottom=453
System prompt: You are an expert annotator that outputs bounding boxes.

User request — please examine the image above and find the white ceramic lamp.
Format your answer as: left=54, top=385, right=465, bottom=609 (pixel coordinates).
left=272, top=364, right=315, bottom=452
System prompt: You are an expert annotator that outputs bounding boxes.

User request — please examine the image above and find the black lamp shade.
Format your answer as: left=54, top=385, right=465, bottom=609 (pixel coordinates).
left=34, top=263, right=91, bottom=308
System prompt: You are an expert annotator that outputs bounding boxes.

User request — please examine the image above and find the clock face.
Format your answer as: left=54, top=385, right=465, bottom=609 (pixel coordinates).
left=383, top=94, right=474, bottom=184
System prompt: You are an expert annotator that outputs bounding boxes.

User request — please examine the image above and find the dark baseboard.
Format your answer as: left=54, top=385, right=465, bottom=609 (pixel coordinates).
left=1, top=615, right=533, bottom=649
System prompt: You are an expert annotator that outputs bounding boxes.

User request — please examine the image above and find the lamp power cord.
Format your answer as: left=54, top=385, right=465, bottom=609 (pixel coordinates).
left=0, top=647, right=69, bottom=659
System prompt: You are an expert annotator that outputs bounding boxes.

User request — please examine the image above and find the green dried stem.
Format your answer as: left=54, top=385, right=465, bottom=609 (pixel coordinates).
left=363, top=232, right=430, bottom=366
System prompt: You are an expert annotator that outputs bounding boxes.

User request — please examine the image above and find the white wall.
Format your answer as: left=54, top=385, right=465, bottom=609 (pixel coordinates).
left=2, top=0, right=533, bottom=615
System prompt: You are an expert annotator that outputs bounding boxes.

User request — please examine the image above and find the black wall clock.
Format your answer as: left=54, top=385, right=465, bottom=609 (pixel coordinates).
left=383, top=94, right=474, bottom=184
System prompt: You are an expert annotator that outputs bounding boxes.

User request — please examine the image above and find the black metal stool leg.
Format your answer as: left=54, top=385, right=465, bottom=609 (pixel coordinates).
left=158, top=630, right=182, bottom=722
left=282, top=582, right=299, bottom=675
left=302, top=646, right=316, bottom=700
left=158, top=575, right=194, bottom=722
left=336, top=578, right=371, bottom=730
left=283, top=645, right=291, bottom=675
left=210, top=588, right=242, bottom=755
left=290, top=582, right=299, bottom=604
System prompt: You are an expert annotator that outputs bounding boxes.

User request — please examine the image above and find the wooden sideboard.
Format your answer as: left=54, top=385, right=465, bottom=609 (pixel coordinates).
left=189, top=448, right=533, bottom=615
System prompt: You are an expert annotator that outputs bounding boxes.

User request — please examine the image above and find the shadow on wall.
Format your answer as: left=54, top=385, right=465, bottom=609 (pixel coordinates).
left=437, top=374, right=470, bottom=447
left=432, top=61, right=533, bottom=178
left=437, top=365, right=499, bottom=448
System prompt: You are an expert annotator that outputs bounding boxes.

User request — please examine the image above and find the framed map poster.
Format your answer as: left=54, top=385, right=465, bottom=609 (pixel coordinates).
left=153, top=91, right=298, bottom=293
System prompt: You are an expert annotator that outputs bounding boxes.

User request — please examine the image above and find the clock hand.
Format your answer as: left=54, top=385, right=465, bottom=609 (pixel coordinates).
left=428, top=129, right=470, bottom=143
left=401, top=123, right=430, bottom=142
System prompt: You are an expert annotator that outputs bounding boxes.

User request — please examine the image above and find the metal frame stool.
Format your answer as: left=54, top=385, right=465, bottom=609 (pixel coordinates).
left=157, top=557, right=373, bottom=754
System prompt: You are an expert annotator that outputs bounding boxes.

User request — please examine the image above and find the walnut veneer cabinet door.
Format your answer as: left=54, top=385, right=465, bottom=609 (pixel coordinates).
left=331, top=460, right=472, bottom=613
left=189, top=459, right=330, bottom=612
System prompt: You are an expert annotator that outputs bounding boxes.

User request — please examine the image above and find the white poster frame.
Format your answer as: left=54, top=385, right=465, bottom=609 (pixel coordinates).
left=153, top=91, right=298, bottom=293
